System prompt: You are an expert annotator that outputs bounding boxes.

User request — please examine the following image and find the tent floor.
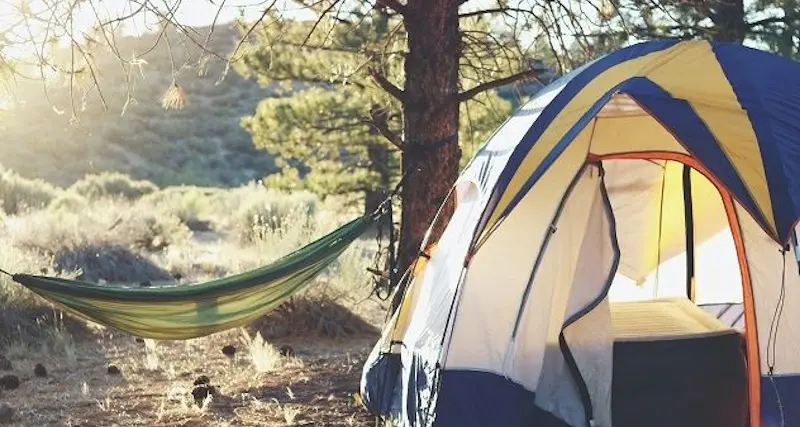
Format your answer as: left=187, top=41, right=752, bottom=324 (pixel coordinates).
left=610, top=299, right=749, bottom=427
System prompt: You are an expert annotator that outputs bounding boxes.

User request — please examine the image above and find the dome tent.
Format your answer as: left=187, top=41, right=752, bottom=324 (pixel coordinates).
left=360, top=39, right=800, bottom=427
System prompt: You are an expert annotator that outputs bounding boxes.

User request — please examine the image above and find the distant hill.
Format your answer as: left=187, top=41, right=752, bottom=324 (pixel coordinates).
left=0, top=23, right=279, bottom=188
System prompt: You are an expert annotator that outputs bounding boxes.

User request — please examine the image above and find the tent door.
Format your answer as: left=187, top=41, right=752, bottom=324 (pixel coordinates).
left=532, top=162, right=620, bottom=427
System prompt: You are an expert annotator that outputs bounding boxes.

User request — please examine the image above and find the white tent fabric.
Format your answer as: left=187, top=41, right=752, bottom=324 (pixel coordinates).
left=531, top=165, right=616, bottom=427
left=737, top=201, right=800, bottom=374
left=444, top=128, right=590, bottom=374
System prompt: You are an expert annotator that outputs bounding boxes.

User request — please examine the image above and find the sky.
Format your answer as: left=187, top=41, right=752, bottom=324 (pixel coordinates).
left=0, top=0, right=504, bottom=40
left=0, top=0, right=776, bottom=69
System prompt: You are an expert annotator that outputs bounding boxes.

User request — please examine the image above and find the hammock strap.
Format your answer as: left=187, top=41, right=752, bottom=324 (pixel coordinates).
left=369, top=171, right=409, bottom=301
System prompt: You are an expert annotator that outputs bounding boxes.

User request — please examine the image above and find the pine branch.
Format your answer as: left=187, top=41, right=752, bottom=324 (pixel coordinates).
left=459, top=7, right=530, bottom=19
left=747, top=15, right=793, bottom=28
left=369, top=68, right=405, bottom=102
left=455, top=69, right=538, bottom=103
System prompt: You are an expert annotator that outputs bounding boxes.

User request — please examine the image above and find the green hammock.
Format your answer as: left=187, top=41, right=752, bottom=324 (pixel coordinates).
left=5, top=214, right=377, bottom=340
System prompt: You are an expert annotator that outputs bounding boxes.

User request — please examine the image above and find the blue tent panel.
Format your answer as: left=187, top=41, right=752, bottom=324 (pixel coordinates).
left=711, top=43, right=800, bottom=243
left=761, top=374, right=800, bottom=426
left=431, top=370, right=568, bottom=427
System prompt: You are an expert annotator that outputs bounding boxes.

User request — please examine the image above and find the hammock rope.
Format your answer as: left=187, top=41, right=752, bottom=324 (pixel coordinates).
left=1, top=182, right=406, bottom=341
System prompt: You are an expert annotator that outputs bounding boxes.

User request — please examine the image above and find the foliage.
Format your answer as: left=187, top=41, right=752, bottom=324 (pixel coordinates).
left=0, top=165, right=60, bottom=215
left=69, top=172, right=159, bottom=201
left=584, top=0, right=800, bottom=55
left=234, top=10, right=515, bottom=209
left=231, top=186, right=320, bottom=244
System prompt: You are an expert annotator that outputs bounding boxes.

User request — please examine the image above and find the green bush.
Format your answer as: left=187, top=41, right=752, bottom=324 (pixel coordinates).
left=0, top=166, right=60, bottom=215
left=229, top=185, right=319, bottom=244
left=114, top=210, right=192, bottom=252
left=137, top=186, right=217, bottom=232
left=48, top=192, right=90, bottom=213
left=69, top=172, right=159, bottom=201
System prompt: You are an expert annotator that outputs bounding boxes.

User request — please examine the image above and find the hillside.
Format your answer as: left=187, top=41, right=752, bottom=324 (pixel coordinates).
left=0, top=23, right=279, bottom=188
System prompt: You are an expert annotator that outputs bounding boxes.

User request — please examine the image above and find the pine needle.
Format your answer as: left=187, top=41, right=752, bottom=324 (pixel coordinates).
left=161, top=82, right=187, bottom=110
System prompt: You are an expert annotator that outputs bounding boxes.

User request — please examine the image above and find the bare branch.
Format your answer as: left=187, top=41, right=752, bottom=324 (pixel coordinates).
left=363, top=107, right=404, bottom=150
left=455, top=69, right=538, bottom=103
left=302, top=0, right=342, bottom=47
left=197, top=0, right=227, bottom=67
left=376, top=0, right=406, bottom=15
left=369, top=68, right=404, bottom=102
left=229, top=2, right=275, bottom=61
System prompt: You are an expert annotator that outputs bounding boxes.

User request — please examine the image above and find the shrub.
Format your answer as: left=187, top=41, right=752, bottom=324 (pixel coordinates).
left=48, top=192, right=89, bottom=213
left=0, top=166, right=60, bottom=215
left=229, top=185, right=319, bottom=244
left=68, top=172, right=159, bottom=201
left=137, top=186, right=217, bottom=232
left=8, top=200, right=191, bottom=259
left=114, top=210, right=193, bottom=252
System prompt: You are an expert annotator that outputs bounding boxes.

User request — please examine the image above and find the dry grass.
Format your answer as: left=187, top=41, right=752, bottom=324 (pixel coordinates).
left=0, top=169, right=389, bottom=425
left=0, top=329, right=379, bottom=426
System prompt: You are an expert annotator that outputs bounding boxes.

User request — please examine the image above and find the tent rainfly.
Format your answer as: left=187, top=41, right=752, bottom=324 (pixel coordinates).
left=360, top=39, right=800, bottom=427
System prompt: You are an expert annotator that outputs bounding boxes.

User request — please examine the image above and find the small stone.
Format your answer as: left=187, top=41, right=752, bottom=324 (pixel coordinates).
left=0, top=356, right=11, bottom=371
left=280, top=345, right=294, bottom=357
left=34, top=363, right=47, bottom=378
left=193, top=375, right=210, bottom=386
left=279, top=345, right=295, bottom=357
left=0, top=375, right=19, bottom=390
left=191, top=385, right=211, bottom=406
left=0, top=403, right=14, bottom=424
left=221, top=345, right=236, bottom=358
left=107, top=365, right=121, bottom=375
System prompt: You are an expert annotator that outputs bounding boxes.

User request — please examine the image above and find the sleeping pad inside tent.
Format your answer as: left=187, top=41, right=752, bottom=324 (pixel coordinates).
left=361, top=39, right=800, bottom=427
left=609, top=299, right=748, bottom=427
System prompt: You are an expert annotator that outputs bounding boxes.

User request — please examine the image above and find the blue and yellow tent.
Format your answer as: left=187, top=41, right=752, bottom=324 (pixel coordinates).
left=362, top=39, right=800, bottom=427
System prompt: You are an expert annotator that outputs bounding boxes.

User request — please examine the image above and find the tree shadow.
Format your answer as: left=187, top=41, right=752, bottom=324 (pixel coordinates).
left=52, top=243, right=174, bottom=283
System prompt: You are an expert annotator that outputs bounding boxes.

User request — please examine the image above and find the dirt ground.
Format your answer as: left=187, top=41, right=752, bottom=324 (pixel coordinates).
left=0, top=327, right=382, bottom=426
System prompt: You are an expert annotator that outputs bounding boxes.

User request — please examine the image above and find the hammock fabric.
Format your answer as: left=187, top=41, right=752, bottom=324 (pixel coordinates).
left=7, top=215, right=377, bottom=340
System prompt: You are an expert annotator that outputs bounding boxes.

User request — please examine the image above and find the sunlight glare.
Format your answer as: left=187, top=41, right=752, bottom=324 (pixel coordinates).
left=609, top=227, right=744, bottom=305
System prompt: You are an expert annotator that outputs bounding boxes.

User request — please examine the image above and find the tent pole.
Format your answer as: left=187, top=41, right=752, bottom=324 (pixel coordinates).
left=683, top=164, right=696, bottom=302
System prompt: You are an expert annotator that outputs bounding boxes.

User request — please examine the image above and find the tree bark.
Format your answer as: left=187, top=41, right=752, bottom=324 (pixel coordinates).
left=707, top=0, right=747, bottom=42
left=395, top=0, right=462, bottom=306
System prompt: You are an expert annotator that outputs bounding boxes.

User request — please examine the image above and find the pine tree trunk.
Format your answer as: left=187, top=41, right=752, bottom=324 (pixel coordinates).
left=395, top=0, right=462, bottom=303
left=708, top=0, right=746, bottom=42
